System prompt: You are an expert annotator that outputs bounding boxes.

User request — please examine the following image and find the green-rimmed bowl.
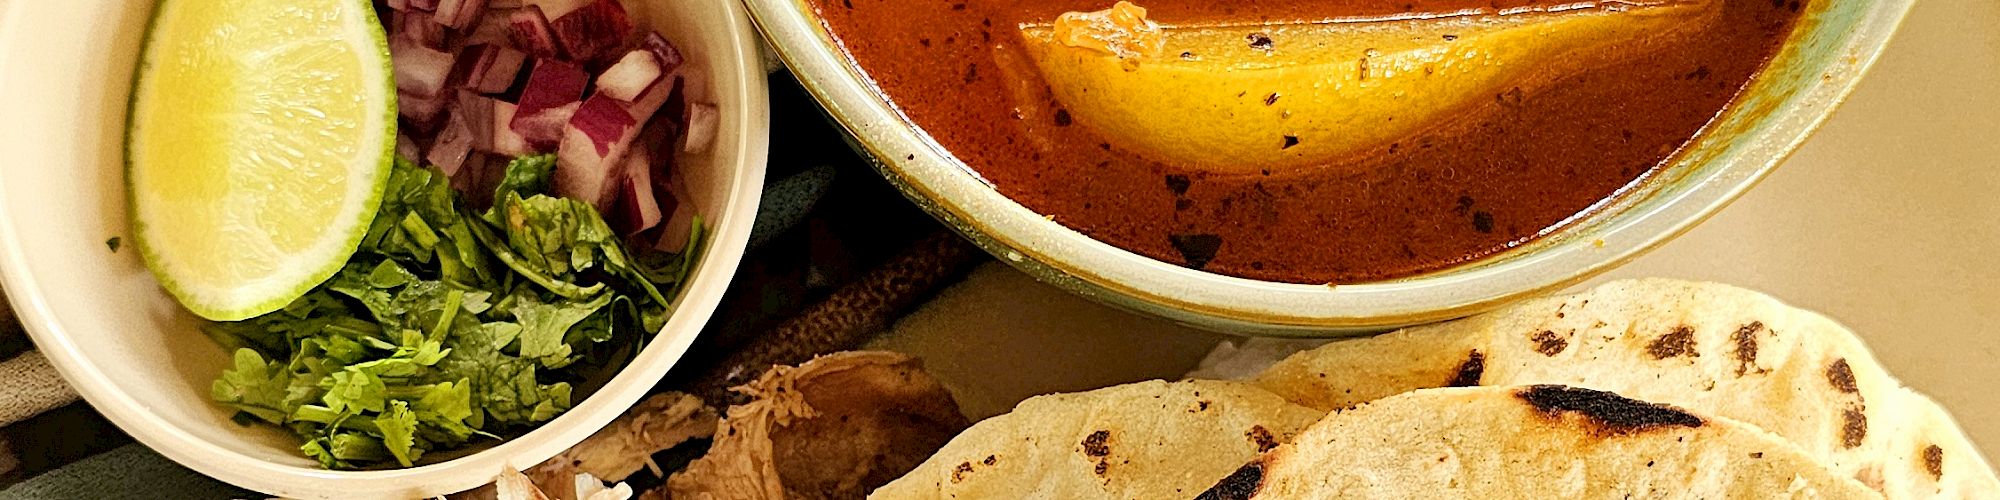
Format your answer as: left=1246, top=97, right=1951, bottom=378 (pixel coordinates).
left=745, top=0, right=1912, bottom=336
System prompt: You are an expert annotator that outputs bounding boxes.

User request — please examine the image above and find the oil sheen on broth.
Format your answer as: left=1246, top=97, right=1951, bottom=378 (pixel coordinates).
left=810, top=0, right=1804, bottom=284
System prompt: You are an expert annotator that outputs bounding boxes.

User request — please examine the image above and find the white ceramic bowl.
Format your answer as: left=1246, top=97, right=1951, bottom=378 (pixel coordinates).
left=0, top=1, right=768, bottom=498
left=747, top=0, right=1913, bottom=336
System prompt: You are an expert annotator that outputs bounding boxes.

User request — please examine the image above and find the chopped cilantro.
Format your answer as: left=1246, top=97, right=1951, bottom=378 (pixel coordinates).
left=204, top=158, right=699, bottom=469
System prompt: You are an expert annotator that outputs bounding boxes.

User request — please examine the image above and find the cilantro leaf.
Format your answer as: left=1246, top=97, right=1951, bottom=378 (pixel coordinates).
left=212, top=349, right=293, bottom=424
left=327, top=432, right=391, bottom=463
left=413, top=379, right=479, bottom=447
left=490, top=154, right=556, bottom=218
left=413, top=379, right=475, bottom=429
left=377, top=400, right=421, bottom=467
left=433, top=321, right=573, bottom=426
left=511, top=292, right=612, bottom=369
left=364, top=161, right=493, bottom=285
left=320, top=368, right=386, bottom=415
left=301, top=437, right=344, bottom=470
left=463, top=206, right=607, bottom=300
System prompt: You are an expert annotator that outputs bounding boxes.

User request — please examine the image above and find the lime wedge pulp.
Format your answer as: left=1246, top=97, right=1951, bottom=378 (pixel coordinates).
left=127, top=0, right=395, bottom=321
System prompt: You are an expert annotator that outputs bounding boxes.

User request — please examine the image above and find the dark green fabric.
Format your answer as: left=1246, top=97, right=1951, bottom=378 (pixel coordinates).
left=0, top=445, right=251, bottom=500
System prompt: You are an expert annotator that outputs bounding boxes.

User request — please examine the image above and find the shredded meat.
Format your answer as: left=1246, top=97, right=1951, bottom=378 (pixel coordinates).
left=667, top=351, right=969, bottom=500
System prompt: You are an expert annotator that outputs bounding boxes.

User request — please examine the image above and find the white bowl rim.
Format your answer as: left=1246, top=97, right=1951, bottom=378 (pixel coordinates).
left=745, top=0, right=1916, bottom=335
left=0, top=0, right=770, bottom=497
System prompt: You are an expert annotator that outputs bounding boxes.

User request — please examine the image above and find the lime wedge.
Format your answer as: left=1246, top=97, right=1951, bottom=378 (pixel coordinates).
left=127, top=0, right=395, bottom=321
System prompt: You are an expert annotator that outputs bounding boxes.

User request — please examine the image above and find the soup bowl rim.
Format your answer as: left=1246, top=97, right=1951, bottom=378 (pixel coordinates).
left=743, top=0, right=1914, bottom=335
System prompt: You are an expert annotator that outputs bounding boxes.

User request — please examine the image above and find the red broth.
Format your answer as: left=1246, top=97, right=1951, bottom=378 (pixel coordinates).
left=809, top=0, right=1804, bottom=283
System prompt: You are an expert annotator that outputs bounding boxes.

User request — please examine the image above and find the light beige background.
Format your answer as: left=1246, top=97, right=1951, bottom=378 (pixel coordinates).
left=876, top=0, right=2000, bottom=460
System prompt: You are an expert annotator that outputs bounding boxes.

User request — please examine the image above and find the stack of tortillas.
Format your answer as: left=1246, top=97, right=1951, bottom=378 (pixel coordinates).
left=871, top=279, right=1999, bottom=499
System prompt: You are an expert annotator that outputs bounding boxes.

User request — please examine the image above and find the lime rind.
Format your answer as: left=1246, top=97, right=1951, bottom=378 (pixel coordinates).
left=126, top=0, right=397, bottom=321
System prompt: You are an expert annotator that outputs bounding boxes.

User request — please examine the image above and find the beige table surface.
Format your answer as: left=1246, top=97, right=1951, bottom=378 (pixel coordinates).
left=874, top=0, right=2000, bottom=461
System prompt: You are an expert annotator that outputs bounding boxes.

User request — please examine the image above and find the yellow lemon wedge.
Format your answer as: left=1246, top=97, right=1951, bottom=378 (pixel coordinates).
left=1020, top=1, right=1717, bottom=175
left=127, top=0, right=395, bottom=321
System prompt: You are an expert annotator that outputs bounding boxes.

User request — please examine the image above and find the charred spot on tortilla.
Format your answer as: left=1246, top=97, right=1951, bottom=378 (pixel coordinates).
left=1246, top=425, right=1279, bottom=453
left=1731, top=321, right=1766, bottom=376
left=983, top=454, right=997, bottom=466
left=1196, top=460, right=1266, bottom=500
left=1531, top=330, right=1568, bottom=356
left=1515, top=385, right=1705, bottom=435
left=1081, top=430, right=1112, bottom=457
left=1923, top=444, right=1944, bottom=480
left=1646, top=326, right=1698, bottom=359
left=1841, top=407, right=1867, bottom=448
left=1827, top=358, right=1859, bottom=394
left=1189, top=400, right=1212, bottom=413
left=1448, top=350, right=1486, bottom=387
left=952, top=461, right=974, bottom=483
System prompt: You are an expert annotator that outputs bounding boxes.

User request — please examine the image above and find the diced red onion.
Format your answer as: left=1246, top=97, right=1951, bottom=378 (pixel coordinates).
left=594, top=50, right=662, bottom=102
left=393, top=9, right=449, bottom=50
left=508, top=6, right=565, bottom=59
left=553, top=136, right=629, bottom=214
left=569, top=94, right=638, bottom=157
left=513, top=101, right=577, bottom=152
left=653, top=192, right=695, bottom=253
left=455, top=91, right=500, bottom=152
left=511, top=59, right=589, bottom=149
left=554, top=95, right=639, bottom=213
left=632, top=76, right=683, bottom=161
left=461, top=8, right=517, bottom=47
left=396, top=132, right=422, bottom=161
left=625, top=72, right=677, bottom=124
left=549, top=0, right=631, bottom=64
left=650, top=154, right=676, bottom=194
left=392, top=37, right=457, bottom=98
left=610, top=149, right=663, bottom=235
left=660, top=66, right=696, bottom=130
left=681, top=103, right=718, bottom=154
left=452, top=153, right=520, bottom=211
left=384, top=0, right=704, bottom=229
left=452, top=45, right=528, bottom=94
left=433, top=0, right=489, bottom=30
left=490, top=101, right=535, bottom=156
left=639, top=32, right=685, bottom=74
left=523, top=0, right=593, bottom=20
left=399, top=90, right=451, bottom=130
left=428, top=110, right=477, bottom=177
left=516, top=59, right=589, bottom=104
left=449, top=152, right=500, bottom=207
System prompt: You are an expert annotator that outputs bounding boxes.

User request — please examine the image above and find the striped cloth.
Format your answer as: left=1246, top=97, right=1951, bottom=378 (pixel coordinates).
left=0, top=352, right=73, bottom=429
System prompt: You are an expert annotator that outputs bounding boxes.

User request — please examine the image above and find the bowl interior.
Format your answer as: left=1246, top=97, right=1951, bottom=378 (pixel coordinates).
left=0, top=1, right=767, bottom=498
left=750, top=0, right=1912, bottom=336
